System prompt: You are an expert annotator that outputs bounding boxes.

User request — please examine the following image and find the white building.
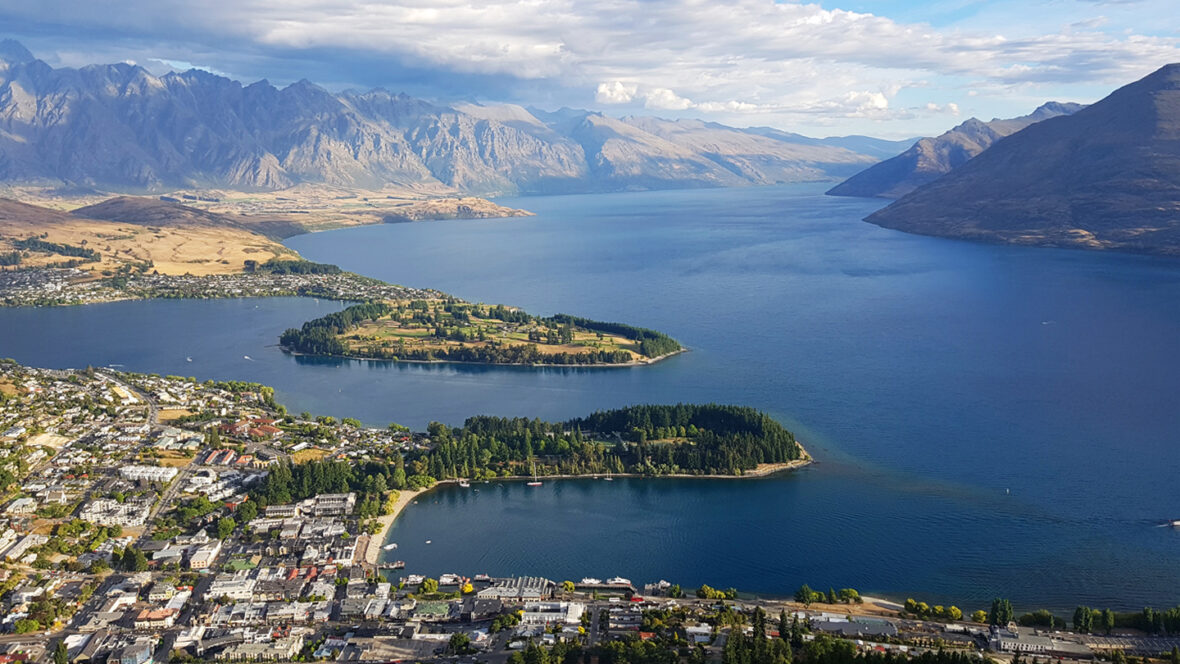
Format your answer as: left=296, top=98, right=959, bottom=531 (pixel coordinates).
left=686, top=625, right=713, bottom=644
left=120, top=465, right=179, bottom=482
left=79, top=498, right=153, bottom=527
left=521, top=602, right=585, bottom=625
left=3, top=533, right=47, bottom=561
left=5, top=497, right=36, bottom=514
left=205, top=571, right=257, bottom=601
left=308, top=493, right=356, bottom=517
left=189, top=541, right=223, bottom=570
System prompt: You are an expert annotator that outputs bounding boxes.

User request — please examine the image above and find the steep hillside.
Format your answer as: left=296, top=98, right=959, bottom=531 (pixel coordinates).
left=827, top=102, right=1083, bottom=199
left=865, top=65, right=1180, bottom=256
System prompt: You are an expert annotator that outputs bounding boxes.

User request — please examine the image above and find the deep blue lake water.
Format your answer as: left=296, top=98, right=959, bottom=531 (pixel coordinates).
left=2, top=183, right=1179, bottom=609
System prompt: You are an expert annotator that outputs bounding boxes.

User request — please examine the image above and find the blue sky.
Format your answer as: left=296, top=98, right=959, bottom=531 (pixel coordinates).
left=2, top=0, right=1178, bottom=138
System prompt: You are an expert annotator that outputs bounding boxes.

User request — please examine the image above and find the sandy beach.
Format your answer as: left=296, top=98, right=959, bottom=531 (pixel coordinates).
left=363, top=486, right=430, bottom=564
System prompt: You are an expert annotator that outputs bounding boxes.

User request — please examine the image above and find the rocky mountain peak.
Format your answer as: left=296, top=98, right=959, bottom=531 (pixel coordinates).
left=0, top=39, right=35, bottom=66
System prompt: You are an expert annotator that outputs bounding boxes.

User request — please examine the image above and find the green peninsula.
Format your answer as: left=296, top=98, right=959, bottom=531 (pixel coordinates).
left=258, top=403, right=807, bottom=493
left=279, top=299, right=683, bottom=366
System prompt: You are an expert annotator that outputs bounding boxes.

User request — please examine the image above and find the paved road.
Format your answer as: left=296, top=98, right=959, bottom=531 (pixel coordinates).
left=96, top=371, right=196, bottom=541
left=99, top=370, right=159, bottom=426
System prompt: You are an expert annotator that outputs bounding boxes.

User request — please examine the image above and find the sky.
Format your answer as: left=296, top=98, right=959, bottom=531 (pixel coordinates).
left=2, top=0, right=1179, bottom=138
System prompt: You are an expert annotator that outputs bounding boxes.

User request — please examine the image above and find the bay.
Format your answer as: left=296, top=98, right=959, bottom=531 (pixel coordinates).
left=2, top=183, right=1179, bottom=608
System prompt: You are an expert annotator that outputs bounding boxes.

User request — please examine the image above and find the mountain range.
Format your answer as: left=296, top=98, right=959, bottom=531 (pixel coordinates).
left=0, top=40, right=897, bottom=196
left=866, top=63, right=1180, bottom=256
left=826, top=102, right=1083, bottom=199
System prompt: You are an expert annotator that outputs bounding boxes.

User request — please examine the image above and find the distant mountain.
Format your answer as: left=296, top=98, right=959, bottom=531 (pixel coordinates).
left=0, top=41, right=881, bottom=196
left=744, top=127, right=916, bottom=160
left=827, top=102, right=1083, bottom=199
left=866, top=64, right=1180, bottom=256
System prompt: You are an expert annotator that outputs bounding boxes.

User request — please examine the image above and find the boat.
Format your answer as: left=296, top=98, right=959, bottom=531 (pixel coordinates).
left=1170, top=520, right=1180, bottom=527
left=606, top=576, right=632, bottom=585
left=527, top=460, right=543, bottom=487
left=474, top=574, right=492, bottom=582
left=580, top=578, right=602, bottom=585
left=390, top=560, right=405, bottom=569
left=603, top=471, right=613, bottom=481
left=425, top=540, right=432, bottom=544
left=383, top=543, right=398, bottom=551
left=458, top=479, right=470, bottom=488
left=185, top=356, right=193, bottom=363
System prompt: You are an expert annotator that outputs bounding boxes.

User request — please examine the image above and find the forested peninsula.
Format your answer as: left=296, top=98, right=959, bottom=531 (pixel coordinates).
left=252, top=403, right=808, bottom=513
left=279, top=298, right=683, bottom=366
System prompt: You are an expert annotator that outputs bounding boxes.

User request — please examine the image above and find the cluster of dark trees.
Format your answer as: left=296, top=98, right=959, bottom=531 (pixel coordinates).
left=1072, top=605, right=1180, bottom=635
left=796, top=585, right=864, bottom=606
left=511, top=638, right=676, bottom=664
left=111, top=545, right=149, bottom=572
left=978, top=598, right=1180, bottom=634
left=280, top=302, right=394, bottom=355
left=252, top=457, right=411, bottom=518
left=413, top=405, right=797, bottom=478
left=484, top=303, right=532, bottom=323
left=253, top=405, right=801, bottom=513
left=988, top=598, right=1014, bottom=625
left=0, top=251, right=20, bottom=266
left=1016, top=609, right=1065, bottom=629
left=508, top=609, right=990, bottom=664
left=527, top=323, right=574, bottom=345
left=361, top=340, right=635, bottom=365
left=802, top=640, right=988, bottom=664
left=722, top=608, right=795, bottom=664
left=550, top=314, right=681, bottom=358
left=252, top=258, right=343, bottom=275
left=14, top=237, right=100, bottom=261
left=571, top=404, right=802, bottom=474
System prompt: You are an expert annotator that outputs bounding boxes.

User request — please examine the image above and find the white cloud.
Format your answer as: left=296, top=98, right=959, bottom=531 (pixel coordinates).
left=925, top=102, right=961, bottom=115
left=5, top=0, right=1180, bottom=133
left=799, top=90, right=892, bottom=117
left=643, top=87, right=694, bottom=111
left=596, top=80, right=637, bottom=104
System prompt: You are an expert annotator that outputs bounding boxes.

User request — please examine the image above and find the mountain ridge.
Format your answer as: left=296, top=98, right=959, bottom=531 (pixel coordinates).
left=865, top=63, right=1180, bottom=256
left=0, top=41, right=888, bottom=196
left=826, top=102, right=1084, bottom=199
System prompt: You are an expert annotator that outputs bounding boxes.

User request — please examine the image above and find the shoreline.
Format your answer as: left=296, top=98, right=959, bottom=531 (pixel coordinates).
left=284, top=346, right=688, bottom=369
left=362, top=443, right=812, bottom=564
left=363, top=486, right=430, bottom=565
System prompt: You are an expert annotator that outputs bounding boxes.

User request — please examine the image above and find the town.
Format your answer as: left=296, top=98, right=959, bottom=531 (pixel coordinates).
left=0, top=267, right=442, bottom=308
left=0, top=361, right=1178, bottom=664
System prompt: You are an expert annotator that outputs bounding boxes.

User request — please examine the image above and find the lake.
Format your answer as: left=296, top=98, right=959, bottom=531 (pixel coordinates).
left=3, top=183, right=1179, bottom=609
